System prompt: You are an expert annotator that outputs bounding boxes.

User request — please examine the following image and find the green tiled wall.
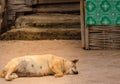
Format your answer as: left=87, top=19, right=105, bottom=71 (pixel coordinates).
left=86, top=0, right=120, bottom=25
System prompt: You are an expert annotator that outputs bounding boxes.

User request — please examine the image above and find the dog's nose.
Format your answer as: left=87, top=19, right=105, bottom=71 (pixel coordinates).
left=74, top=71, right=78, bottom=74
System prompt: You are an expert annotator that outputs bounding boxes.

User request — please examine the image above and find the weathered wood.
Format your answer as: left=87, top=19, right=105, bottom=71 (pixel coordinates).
left=32, top=3, right=80, bottom=13
left=8, top=0, right=25, bottom=5
left=25, top=0, right=80, bottom=6
left=8, top=4, right=26, bottom=10
left=85, top=26, right=89, bottom=49
left=80, top=0, right=85, bottom=49
left=0, top=0, right=5, bottom=13
left=1, top=0, right=80, bottom=34
left=1, top=0, right=8, bottom=33
left=15, top=13, right=80, bottom=28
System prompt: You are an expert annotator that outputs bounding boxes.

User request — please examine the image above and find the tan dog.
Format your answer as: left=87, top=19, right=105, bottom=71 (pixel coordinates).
left=0, top=54, right=79, bottom=81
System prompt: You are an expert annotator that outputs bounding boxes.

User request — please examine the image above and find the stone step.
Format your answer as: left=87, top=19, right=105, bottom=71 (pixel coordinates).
left=15, top=13, right=80, bottom=28
left=0, top=27, right=81, bottom=40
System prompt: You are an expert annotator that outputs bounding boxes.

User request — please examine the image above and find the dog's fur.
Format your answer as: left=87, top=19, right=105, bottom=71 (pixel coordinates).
left=0, top=54, right=78, bottom=81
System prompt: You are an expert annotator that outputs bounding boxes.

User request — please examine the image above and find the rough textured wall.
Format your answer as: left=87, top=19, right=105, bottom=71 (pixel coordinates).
left=0, top=5, right=2, bottom=31
left=0, top=5, right=2, bottom=17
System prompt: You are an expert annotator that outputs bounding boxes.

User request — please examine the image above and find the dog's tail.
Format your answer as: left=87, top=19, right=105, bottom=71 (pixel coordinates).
left=0, top=70, right=6, bottom=78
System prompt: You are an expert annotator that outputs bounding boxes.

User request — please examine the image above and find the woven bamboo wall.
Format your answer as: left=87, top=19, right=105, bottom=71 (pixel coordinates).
left=88, top=26, right=120, bottom=49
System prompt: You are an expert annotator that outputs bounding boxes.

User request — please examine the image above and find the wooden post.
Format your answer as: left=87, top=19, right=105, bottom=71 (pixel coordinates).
left=80, top=0, right=85, bottom=49
left=1, top=0, right=8, bottom=34
left=1, top=0, right=5, bottom=13
left=85, top=26, right=89, bottom=49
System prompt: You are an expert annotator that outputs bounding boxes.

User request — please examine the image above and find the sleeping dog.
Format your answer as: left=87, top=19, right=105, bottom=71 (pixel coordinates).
left=0, top=54, right=79, bottom=81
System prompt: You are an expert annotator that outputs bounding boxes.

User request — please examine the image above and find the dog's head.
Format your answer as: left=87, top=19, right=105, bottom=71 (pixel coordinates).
left=65, top=59, right=79, bottom=75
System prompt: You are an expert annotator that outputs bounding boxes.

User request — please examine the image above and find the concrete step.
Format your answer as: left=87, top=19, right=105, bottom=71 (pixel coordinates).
left=0, top=27, right=81, bottom=40
left=15, top=13, right=80, bottom=28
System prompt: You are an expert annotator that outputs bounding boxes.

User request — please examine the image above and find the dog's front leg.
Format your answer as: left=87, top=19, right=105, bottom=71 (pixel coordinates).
left=51, top=65, right=64, bottom=77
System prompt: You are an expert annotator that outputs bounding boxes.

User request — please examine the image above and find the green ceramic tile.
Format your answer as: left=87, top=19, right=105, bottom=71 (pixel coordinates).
left=86, top=0, right=120, bottom=25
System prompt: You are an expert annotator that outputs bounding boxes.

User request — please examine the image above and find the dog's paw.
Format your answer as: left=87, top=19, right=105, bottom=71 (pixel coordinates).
left=54, top=73, right=64, bottom=77
left=5, top=77, right=12, bottom=81
left=11, top=73, right=18, bottom=79
left=5, top=73, right=18, bottom=81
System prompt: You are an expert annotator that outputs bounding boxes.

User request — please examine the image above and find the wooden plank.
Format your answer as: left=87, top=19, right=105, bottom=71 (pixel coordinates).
left=8, top=0, right=25, bottom=5
left=15, top=13, right=80, bottom=28
left=25, top=0, right=36, bottom=6
left=7, top=4, right=29, bottom=21
left=85, top=26, right=89, bottom=49
left=8, top=16, right=15, bottom=20
left=1, top=0, right=5, bottom=13
left=8, top=4, right=26, bottom=10
left=16, top=7, right=32, bottom=12
left=80, top=0, right=85, bottom=49
left=32, top=3, right=80, bottom=13
left=25, top=0, right=80, bottom=6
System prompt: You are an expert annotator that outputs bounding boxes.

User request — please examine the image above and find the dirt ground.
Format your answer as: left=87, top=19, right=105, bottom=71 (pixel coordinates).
left=0, top=40, right=120, bottom=84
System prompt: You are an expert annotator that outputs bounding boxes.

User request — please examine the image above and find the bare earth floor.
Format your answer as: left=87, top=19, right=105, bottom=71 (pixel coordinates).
left=0, top=40, right=120, bottom=84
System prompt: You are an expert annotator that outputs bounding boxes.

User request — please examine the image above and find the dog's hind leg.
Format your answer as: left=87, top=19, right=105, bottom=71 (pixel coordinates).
left=0, top=70, right=6, bottom=78
left=4, top=62, right=19, bottom=81
left=5, top=68, right=16, bottom=81
left=5, top=67, right=18, bottom=81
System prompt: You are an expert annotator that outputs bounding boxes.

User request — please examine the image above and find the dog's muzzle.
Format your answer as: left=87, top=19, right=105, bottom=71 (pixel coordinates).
left=72, top=70, right=78, bottom=74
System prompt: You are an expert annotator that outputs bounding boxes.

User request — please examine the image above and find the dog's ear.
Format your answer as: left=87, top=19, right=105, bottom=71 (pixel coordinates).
left=71, top=59, right=79, bottom=64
